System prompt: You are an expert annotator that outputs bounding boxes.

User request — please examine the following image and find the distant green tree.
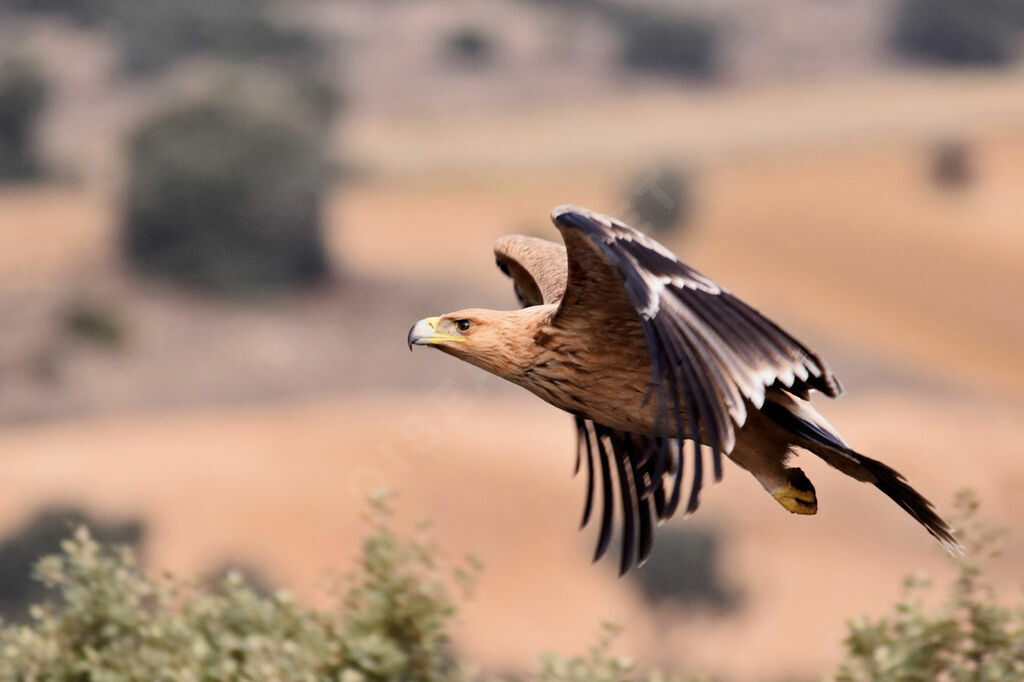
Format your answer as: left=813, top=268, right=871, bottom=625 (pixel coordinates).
left=0, top=58, right=49, bottom=180
left=123, top=99, right=329, bottom=293
left=892, top=0, right=1024, bottom=65
left=596, top=7, right=719, bottom=81
left=117, top=0, right=314, bottom=76
left=627, top=524, right=735, bottom=610
left=520, top=0, right=720, bottom=81
left=930, top=139, right=974, bottom=190
left=0, top=0, right=114, bottom=26
left=444, top=27, right=496, bottom=69
left=0, top=0, right=316, bottom=74
left=63, top=300, right=125, bottom=348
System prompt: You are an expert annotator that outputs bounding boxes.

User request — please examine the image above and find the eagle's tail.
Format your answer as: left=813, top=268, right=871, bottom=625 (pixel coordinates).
left=761, top=392, right=962, bottom=555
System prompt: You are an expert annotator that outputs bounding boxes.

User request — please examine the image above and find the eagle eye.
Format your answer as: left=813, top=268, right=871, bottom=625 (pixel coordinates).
left=455, top=319, right=472, bottom=332
left=497, top=261, right=511, bottom=276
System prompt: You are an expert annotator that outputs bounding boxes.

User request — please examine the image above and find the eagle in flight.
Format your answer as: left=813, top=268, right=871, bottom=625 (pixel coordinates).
left=408, top=205, right=960, bottom=574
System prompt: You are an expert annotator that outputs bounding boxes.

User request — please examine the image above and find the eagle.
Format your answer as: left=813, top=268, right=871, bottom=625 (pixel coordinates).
left=408, top=205, right=960, bottom=574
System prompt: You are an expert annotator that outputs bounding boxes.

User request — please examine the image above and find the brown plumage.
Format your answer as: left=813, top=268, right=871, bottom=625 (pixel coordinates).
left=409, top=205, right=960, bottom=574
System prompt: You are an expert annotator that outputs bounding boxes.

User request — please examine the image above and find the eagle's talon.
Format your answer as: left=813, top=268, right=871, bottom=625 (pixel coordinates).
left=772, top=468, right=818, bottom=515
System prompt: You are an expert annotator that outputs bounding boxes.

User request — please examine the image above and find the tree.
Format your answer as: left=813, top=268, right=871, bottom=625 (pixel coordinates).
left=0, top=58, right=49, bottom=180
left=123, top=99, right=330, bottom=293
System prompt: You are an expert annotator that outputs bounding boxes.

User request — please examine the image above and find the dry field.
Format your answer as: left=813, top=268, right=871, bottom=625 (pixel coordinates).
left=0, top=394, right=1020, bottom=679
left=1, top=73, right=1024, bottom=679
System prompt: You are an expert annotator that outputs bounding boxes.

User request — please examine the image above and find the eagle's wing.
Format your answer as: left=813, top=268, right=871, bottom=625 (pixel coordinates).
left=493, top=235, right=568, bottom=306
left=551, top=205, right=843, bottom=531
left=574, top=417, right=679, bottom=574
left=495, top=233, right=666, bottom=575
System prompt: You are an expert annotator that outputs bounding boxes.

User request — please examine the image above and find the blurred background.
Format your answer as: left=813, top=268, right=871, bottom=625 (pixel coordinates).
left=1, top=0, right=1023, bottom=679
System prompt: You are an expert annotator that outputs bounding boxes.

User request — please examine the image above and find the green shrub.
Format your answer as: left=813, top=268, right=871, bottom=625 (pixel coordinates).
left=0, top=493, right=702, bottom=681
left=63, top=301, right=125, bottom=349
left=0, top=493, right=460, bottom=681
left=0, top=529, right=344, bottom=680
left=929, top=139, right=974, bottom=190
left=533, top=622, right=704, bottom=682
left=613, top=12, right=718, bottom=81
left=831, top=490, right=1024, bottom=682
left=521, top=1, right=719, bottom=81
left=627, top=525, right=735, bottom=610
left=891, top=0, right=1023, bottom=66
left=123, top=99, right=329, bottom=293
left=444, top=27, right=496, bottom=69
left=1, top=0, right=316, bottom=73
left=0, top=0, right=115, bottom=26
left=338, top=495, right=466, bottom=682
left=0, top=57, right=49, bottom=181
left=116, top=0, right=314, bottom=76
left=0, top=507, right=142, bottom=624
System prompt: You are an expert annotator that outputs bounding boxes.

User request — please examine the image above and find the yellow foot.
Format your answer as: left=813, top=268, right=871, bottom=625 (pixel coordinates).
left=772, top=468, right=818, bottom=515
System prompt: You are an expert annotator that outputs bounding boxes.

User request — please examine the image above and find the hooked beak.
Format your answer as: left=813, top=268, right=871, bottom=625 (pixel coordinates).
left=408, top=316, right=466, bottom=350
left=408, top=317, right=439, bottom=349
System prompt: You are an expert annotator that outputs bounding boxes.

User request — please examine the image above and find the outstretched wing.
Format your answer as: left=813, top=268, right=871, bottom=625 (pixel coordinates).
left=551, top=205, right=843, bottom=527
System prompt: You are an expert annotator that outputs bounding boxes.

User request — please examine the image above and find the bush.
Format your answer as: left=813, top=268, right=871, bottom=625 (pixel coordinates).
left=338, top=495, right=466, bottom=682
left=0, top=493, right=700, bottom=682
left=525, top=1, right=720, bottom=80
left=0, top=58, right=49, bottom=181
left=614, top=12, right=719, bottom=81
left=2, top=0, right=319, bottom=75
left=891, top=0, right=1023, bottom=66
left=831, top=490, right=1024, bottom=681
left=0, top=528, right=343, bottom=680
left=63, top=301, right=125, bottom=348
left=624, top=164, right=695, bottom=235
left=123, top=99, right=329, bottom=293
left=929, top=139, right=974, bottom=190
left=627, top=525, right=736, bottom=610
left=444, top=27, right=496, bottom=69
left=116, top=0, right=315, bottom=76
left=0, top=506, right=142, bottom=624
left=0, top=494, right=459, bottom=681
left=0, top=0, right=115, bottom=26
left=533, top=622, right=703, bottom=682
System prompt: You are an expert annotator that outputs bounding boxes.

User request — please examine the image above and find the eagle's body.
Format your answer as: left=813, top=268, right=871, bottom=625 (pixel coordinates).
left=409, top=206, right=960, bottom=573
left=498, top=306, right=655, bottom=433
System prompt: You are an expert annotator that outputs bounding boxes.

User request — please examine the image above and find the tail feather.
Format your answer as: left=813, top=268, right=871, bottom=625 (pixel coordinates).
left=761, top=396, right=963, bottom=555
left=851, top=450, right=963, bottom=555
